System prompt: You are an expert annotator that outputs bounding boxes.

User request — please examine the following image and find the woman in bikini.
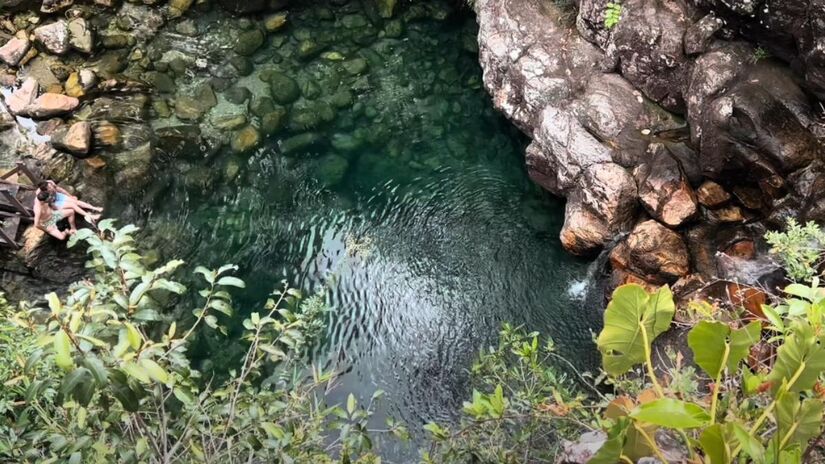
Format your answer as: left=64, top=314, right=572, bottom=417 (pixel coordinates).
left=33, top=190, right=78, bottom=240
left=37, top=180, right=103, bottom=224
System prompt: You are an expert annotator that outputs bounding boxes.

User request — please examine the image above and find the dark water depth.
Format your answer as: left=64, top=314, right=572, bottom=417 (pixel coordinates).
left=110, top=0, right=601, bottom=455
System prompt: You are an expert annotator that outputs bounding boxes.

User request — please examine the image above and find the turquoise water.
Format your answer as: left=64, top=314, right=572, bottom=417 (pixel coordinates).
left=112, top=1, right=599, bottom=453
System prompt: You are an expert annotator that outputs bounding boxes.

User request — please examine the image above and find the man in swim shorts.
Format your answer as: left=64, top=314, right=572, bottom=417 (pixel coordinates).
left=34, top=190, right=78, bottom=240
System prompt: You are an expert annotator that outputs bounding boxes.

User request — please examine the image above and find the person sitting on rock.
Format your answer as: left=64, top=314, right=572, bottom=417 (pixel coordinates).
left=34, top=190, right=77, bottom=240
left=36, top=180, right=102, bottom=224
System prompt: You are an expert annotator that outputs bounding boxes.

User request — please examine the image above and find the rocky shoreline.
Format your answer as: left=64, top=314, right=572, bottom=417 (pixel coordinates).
left=0, top=0, right=485, bottom=302
left=475, top=0, right=825, bottom=301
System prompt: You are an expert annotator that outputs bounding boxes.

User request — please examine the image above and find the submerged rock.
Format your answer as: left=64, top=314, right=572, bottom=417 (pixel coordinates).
left=314, top=153, right=349, bottom=187
left=27, top=93, right=80, bottom=119
left=266, top=71, right=301, bottom=104
left=231, top=126, right=261, bottom=153
left=234, top=29, right=265, bottom=56
left=280, top=132, right=322, bottom=155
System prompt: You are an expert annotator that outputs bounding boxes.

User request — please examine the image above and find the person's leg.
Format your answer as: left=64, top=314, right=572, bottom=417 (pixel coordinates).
left=65, top=203, right=99, bottom=222
left=45, top=226, right=67, bottom=240
left=60, top=208, right=77, bottom=234
left=75, top=200, right=103, bottom=212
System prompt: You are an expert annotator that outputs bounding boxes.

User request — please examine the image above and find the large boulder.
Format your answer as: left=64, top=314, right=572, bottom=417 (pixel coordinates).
left=634, top=143, right=698, bottom=228
left=611, top=220, right=690, bottom=283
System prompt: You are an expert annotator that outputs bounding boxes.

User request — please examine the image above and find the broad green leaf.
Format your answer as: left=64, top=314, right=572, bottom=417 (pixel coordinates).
left=730, top=421, right=765, bottom=463
left=60, top=367, right=94, bottom=406
left=122, top=362, right=150, bottom=384
left=54, top=331, right=74, bottom=370
left=81, top=357, right=109, bottom=385
left=588, top=418, right=629, bottom=464
left=261, top=422, right=285, bottom=439
left=194, top=266, right=215, bottom=284
left=139, top=359, right=169, bottom=384
left=47, top=293, right=62, bottom=314
left=133, top=309, right=162, bottom=321
left=489, top=385, right=506, bottom=418
left=767, top=319, right=825, bottom=393
left=125, top=323, right=141, bottom=350
left=630, top=398, right=710, bottom=429
left=173, top=387, right=194, bottom=405
left=700, top=424, right=730, bottom=464
left=688, top=321, right=761, bottom=379
left=216, top=276, right=245, bottom=288
left=347, top=393, right=357, bottom=415
left=129, top=280, right=151, bottom=306
left=597, top=284, right=675, bottom=376
left=775, top=391, right=824, bottom=450
left=422, top=423, right=449, bottom=440
left=210, top=299, right=233, bottom=316
left=762, top=304, right=785, bottom=332
left=152, top=279, right=186, bottom=294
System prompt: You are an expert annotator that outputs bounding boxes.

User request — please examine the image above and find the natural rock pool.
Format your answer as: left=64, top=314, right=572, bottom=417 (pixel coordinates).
left=105, top=0, right=600, bottom=451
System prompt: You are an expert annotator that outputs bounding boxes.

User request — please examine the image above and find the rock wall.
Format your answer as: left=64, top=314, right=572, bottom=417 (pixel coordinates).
left=475, top=0, right=825, bottom=293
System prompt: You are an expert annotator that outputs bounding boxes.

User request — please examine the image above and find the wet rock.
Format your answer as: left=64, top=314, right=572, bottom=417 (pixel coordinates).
left=146, top=72, right=176, bottom=93
left=6, top=78, right=38, bottom=115
left=264, top=12, right=288, bottom=32
left=64, top=70, right=96, bottom=98
left=211, top=113, right=247, bottom=130
left=68, top=18, right=94, bottom=54
left=732, top=185, right=763, bottom=210
left=634, top=144, right=697, bottom=228
left=707, top=205, right=746, bottom=224
left=218, top=0, right=268, bottom=14
left=297, top=40, right=324, bottom=60
left=234, top=29, right=264, bottom=56
left=229, top=56, right=254, bottom=76
left=93, top=121, right=121, bottom=148
left=101, top=34, right=132, bottom=49
left=96, top=50, right=129, bottom=75
left=231, top=125, right=261, bottom=154
left=51, top=121, right=92, bottom=156
left=260, top=109, right=287, bottom=134
left=84, top=95, right=148, bottom=123
left=224, top=86, right=251, bottom=104
left=376, top=0, right=397, bottom=18
left=41, top=0, right=73, bottom=13
left=27, top=93, right=79, bottom=119
left=0, top=37, right=30, bottom=66
left=280, top=132, right=322, bottom=155
left=267, top=71, right=300, bottom=104
left=169, top=0, right=194, bottom=17
left=175, top=96, right=207, bottom=121
left=314, top=153, right=349, bottom=187
left=611, top=220, right=690, bottom=284
left=696, top=180, right=730, bottom=208
left=341, top=14, right=368, bottom=29
left=251, top=97, right=276, bottom=117
left=175, top=20, right=199, bottom=37
left=342, top=57, right=368, bottom=76
left=34, top=21, right=71, bottom=55
left=111, top=142, right=154, bottom=191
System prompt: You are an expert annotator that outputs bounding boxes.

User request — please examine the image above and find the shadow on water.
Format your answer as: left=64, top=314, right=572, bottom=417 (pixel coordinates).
left=109, top=1, right=603, bottom=459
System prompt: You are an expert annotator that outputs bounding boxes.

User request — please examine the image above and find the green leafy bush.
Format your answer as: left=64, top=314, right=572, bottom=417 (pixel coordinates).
left=766, top=218, right=825, bottom=282
left=0, top=220, right=404, bottom=463
left=591, top=283, right=825, bottom=464
left=422, top=323, right=597, bottom=463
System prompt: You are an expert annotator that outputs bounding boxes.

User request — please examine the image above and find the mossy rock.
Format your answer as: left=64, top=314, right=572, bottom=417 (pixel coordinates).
left=297, top=40, right=325, bottom=60
left=267, top=71, right=301, bottom=104
left=328, top=88, right=353, bottom=109
left=234, top=29, right=265, bottom=56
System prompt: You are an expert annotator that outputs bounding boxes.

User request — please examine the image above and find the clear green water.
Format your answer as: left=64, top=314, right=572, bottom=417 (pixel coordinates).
left=113, top=1, right=599, bottom=452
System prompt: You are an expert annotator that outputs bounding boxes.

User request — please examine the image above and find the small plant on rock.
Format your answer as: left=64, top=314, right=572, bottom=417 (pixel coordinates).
left=604, top=2, right=623, bottom=29
left=766, top=218, right=825, bottom=283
